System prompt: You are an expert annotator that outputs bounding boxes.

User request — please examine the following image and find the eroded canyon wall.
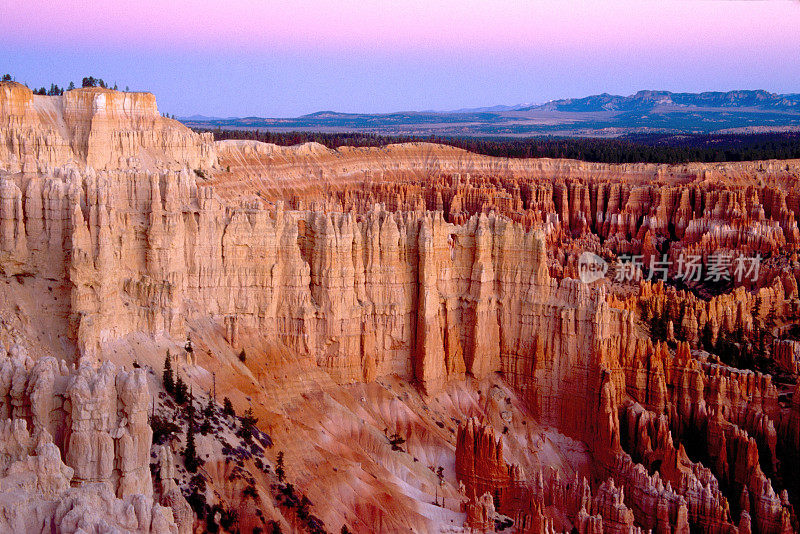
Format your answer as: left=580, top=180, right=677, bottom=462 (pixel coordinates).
left=0, top=342, right=187, bottom=533
left=3, top=158, right=629, bottom=439
left=2, top=84, right=800, bottom=533
left=0, top=81, right=215, bottom=173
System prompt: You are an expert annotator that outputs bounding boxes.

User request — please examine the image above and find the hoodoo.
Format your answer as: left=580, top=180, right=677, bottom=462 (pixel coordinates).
left=0, top=83, right=799, bottom=533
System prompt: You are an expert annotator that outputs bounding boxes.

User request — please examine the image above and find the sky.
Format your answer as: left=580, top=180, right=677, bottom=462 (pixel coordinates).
left=2, top=0, right=800, bottom=117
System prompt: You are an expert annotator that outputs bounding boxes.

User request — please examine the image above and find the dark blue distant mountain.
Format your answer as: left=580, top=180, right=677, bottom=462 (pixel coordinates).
left=182, top=90, right=800, bottom=138
left=529, top=90, right=800, bottom=113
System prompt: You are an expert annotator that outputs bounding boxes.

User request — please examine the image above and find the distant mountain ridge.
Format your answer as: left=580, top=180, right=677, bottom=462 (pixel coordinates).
left=531, top=90, right=800, bottom=113
left=183, top=89, right=800, bottom=138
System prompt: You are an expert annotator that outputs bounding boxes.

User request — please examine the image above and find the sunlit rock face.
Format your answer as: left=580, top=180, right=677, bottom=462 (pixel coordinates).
left=0, top=81, right=216, bottom=173
left=0, top=84, right=799, bottom=533
left=0, top=345, right=183, bottom=533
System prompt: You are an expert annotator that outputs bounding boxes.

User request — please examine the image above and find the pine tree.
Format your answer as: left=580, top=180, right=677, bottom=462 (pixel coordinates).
left=199, top=395, right=213, bottom=435
left=163, top=351, right=174, bottom=394
left=240, top=407, right=258, bottom=440
left=276, top=451, right=285, bottom=482
left=223, top=397, right=235, bottom=417
left=67, top=81, right=75, bottom=90
left=203, top=396, right=214, bottom=419
left=388, top=432, right=406, bottom=451
left=241, top=407, right=257, bottom=426
left=298, top=495, right=312, bottom=520
left=186, top=388, right=195, bottom=423
left=184, top=424, right=202, bottom=473
left=175, top=373, right=188, bottom=404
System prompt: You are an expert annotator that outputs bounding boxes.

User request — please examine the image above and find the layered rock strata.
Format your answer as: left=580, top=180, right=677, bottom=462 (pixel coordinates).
left=1, top=85, right=799, bottom=533
left=0, top=81, right=215, bottom=172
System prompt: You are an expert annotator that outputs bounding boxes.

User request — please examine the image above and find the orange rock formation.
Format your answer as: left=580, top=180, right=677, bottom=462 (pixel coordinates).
left=1, top=83, right=799, bottom=533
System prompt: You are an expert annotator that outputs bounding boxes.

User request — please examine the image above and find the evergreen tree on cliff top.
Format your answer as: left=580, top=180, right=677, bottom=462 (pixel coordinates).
left=163, top=351, right=174, bottom=394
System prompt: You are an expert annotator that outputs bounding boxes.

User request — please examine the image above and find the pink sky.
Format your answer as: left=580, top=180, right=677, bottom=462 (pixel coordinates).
left=6, top=0, right=800, bottom=53
left=3, top=1, right=800, bottom=116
